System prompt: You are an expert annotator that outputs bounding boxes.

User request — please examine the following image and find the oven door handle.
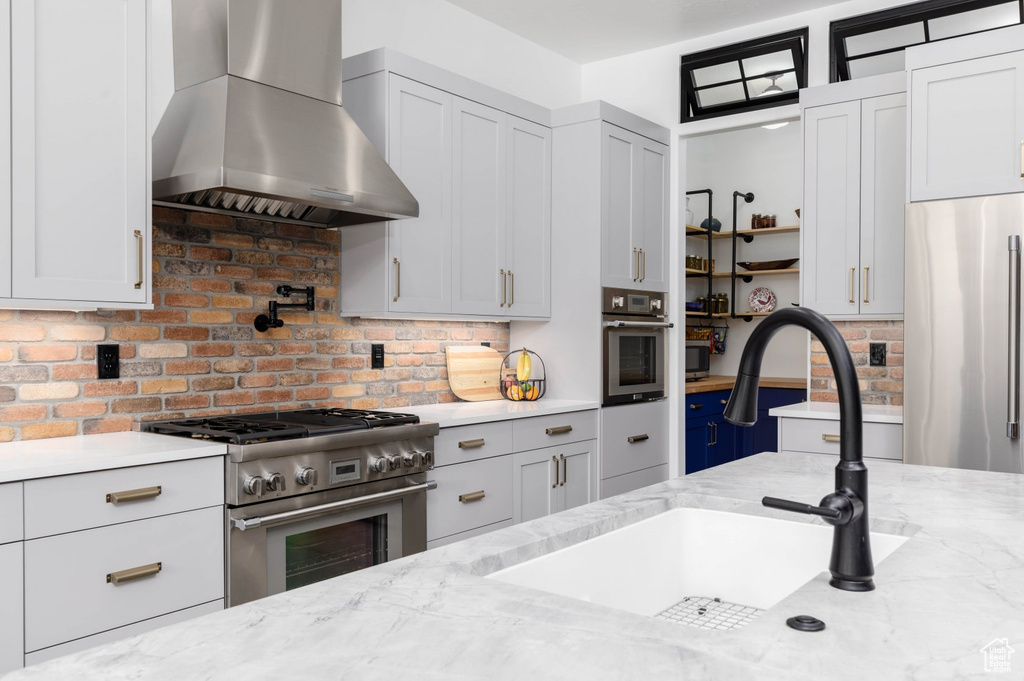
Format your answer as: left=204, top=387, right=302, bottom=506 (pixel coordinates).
left=602, top=320, right=674, bottom=329
left=231, top=480, right=437, bottom=532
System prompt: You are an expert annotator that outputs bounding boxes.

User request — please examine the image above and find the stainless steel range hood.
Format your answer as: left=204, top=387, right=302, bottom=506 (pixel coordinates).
left=153, top=0, right=418, bottom=228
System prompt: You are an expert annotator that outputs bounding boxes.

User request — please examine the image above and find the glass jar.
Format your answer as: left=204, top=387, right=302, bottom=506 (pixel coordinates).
left=769, top=214, right=777, bottom=228
left=751, top=213, right=760, bottom=229
left=696, top=296, right=707, bottom=312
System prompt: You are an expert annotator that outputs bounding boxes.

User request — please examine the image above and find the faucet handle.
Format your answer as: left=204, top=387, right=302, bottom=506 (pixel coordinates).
left=762, top=494, right=858, bottom=526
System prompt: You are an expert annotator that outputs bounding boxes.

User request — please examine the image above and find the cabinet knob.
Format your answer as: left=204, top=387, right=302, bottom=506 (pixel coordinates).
left=689, top=403, right=703, bottom=410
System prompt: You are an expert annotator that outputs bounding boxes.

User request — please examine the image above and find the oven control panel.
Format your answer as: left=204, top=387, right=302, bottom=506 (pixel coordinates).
left=329, top=458, right=362, bottom=484
left=602, top=286, right=666, bottom=316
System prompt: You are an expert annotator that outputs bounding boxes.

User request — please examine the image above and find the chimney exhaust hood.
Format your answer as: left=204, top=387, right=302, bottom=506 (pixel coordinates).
left=153, top=0, right=418, bottom=228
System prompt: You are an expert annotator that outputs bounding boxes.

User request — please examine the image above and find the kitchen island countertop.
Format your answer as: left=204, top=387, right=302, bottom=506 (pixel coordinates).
left=8, top=451, right=1024, bottom=680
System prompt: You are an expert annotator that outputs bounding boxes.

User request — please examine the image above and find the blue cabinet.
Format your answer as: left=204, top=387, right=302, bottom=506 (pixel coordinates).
left=684, top=387, right=804, bottom=474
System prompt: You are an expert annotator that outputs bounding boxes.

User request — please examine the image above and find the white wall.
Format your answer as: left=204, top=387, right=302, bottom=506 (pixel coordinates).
left=152, top=0, right=583, bottom=128
left=685, top=123, right=807, bottom=379
left=579, top=0, right=916, bottom=127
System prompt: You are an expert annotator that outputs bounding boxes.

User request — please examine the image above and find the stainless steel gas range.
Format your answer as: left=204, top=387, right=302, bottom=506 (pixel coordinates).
left=141, top=408, right=438, bottom=607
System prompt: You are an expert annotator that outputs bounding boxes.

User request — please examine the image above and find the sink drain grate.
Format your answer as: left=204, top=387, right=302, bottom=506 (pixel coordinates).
left=656, top=596, right=763, bottom=631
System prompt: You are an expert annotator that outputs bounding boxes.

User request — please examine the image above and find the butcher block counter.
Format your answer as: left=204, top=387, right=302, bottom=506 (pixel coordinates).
left=685, top=375, right=806, bottom=395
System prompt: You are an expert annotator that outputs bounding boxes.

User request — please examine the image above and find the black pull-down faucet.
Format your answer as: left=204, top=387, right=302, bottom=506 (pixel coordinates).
left=723, top=307, right=875, bottom=592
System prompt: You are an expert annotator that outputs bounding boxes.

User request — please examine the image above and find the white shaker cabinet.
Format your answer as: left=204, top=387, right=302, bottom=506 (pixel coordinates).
left=601, top=123, right=668, bottom=293
left=512, top=440, right=596, bottom=524
left=802, top=89, right=906, bottom=317
left=6, top=0, right=150, bottom=307
left=598, top=401, right=669, bottom=497
left=909, top=51, right=1024, bottom=202
left=0, top=482, right=24, bottom=675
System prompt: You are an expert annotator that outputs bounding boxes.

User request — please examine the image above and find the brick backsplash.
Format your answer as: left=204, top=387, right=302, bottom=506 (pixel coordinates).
left=810, top=320, right=903, bottom=406
left=0, top=207, right=509, bottom=442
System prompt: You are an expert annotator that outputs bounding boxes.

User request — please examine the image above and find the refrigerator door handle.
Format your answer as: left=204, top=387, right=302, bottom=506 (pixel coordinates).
left=1009, top=235, right=1021, bottom=439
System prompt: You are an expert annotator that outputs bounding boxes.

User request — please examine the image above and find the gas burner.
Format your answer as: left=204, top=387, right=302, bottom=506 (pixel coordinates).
left=293, top=408, right=420, bottom=427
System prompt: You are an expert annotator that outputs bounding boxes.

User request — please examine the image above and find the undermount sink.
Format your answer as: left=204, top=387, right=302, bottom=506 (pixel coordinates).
left=488, top=507, right=908, bottom=627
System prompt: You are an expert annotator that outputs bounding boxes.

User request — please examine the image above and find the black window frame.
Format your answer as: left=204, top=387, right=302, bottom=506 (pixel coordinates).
left=679, top=28, right=809, bottom=124
left=831, top=0, right=1024, bottom=82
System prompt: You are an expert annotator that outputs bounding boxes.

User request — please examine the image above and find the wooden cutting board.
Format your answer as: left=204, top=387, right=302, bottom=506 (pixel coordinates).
left=446, top=346, right=504, bottom=402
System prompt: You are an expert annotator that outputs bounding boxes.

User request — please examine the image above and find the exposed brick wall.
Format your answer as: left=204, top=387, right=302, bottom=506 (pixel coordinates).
left=0, top=208, right=509, bottom=442
left=810, top=320, right=903, bottom=406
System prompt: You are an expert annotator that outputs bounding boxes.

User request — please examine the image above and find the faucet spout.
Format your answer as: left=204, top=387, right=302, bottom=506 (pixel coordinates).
left=723, top=307, right=875, bottom=592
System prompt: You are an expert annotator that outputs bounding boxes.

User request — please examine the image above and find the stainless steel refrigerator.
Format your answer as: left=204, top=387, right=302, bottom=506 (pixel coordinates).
left=905, top=194, right=1024, bottom=474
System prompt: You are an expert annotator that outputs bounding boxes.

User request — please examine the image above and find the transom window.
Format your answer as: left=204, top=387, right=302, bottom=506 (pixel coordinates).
left=831, top=0, right=1024, bottom=81
left=679, top=28, right=808, bottom=123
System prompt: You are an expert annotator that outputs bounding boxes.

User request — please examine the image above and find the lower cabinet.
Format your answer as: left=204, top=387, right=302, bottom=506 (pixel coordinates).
left=685, top=388, right=805, bottom=474
left=777, top=416, right=903, bottom=461
left=0, top=541, right=23, bottom=675
left=599, top=401, right=669, bottom=496
left=427, top=455, right=513, bottom=544
left=512, top=440, right=596, bottom=523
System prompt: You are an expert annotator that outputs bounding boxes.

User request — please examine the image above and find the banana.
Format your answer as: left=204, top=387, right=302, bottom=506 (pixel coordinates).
left=516, top=349, right=532, bottom=382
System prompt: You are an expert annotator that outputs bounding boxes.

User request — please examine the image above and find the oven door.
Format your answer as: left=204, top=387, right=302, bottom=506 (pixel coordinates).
left=226, top=475, right=431, bottom=607
left=603, top=319, right=669, bottom=405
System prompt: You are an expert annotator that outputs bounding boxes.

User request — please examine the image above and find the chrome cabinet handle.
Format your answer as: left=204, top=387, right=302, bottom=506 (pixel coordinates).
left=707, top=422, right=717, bottom=447
left=559, top=453, right=566, bottom=487
left=863, top=266, right=870, bottom=304
left=393, top=257, right=401, bottom=302
left=545, top=425, right=572, bottom=435
left=500, top=268, right=506, bottom=307
left=640, top=249, right=646, bottom=282
left=822, top=434, right=841, bottom=443
left=1009, top=235, right=1021, bottom=439
left=458, top=438, right=485, bottom=449
left=107, top=562, right=161, bottom=585
left=106, top=485, right=162, bottom=504
left=689, top=403, right=703, bottom=410
left=551, top=455, right=559, bottom=488
left=848, top=267, right=855, bottom=304
left=627, top=434, right=649, bottom=444
left=458, top=490, right=485, bottom=503
left=134, top=230, right=144, bottom=289
left=633, top=247, right=639, bottom=282
left=509, top=271, right=514, bottom=307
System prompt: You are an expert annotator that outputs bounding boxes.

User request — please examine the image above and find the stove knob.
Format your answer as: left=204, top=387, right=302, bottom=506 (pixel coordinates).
left=421, top=450, right=434, bottom=468
left=243, top=476, right=265, bottom=497
left=266, top=472, right=285, bottom=492
left=612, top=296, right=624, bottom=309
left=403, top=452, right=422, bottom=468
left=295, top=467, right=318, bottom=487
left=369, top=456, right=389, bottom=474
left=386, top=455, right=403, bottom=471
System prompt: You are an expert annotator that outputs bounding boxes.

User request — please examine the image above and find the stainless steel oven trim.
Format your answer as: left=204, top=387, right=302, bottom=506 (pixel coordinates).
left=226, top=473, right=429, bottom=607
left=602, top=320, right=674, bottom=329
left=602, top=321, right=668, bottom=406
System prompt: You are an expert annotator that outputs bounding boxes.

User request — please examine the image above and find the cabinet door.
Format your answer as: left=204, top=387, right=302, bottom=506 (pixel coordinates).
left=387, top=75, right=452, bottom=314
left=11, top=0, right=149, bottom=304
left=684, top=422, right=709, bottom=474
left=558, top=441, right=596, bottom=513
left=636, top=138, right=668, bottom=292
left=802, top=101, right=862, bottom=315
left=600, top=401, right=669, bottom=481
left=0, top=0, right=9, bottom=299
left=601, top=123, right=638, bottom=289
left=512, top=447, right=558, bottom=523
left=706, top=415, right=739, bottom=469
left=910, top=52, right=1024, bottom=202
left=452, top=98, right=505, bottom=316
left=505, top=116, right=551, bottom=317
left=860, top=93, right=907, bottom=316
left=0, top=542, right=23, bottom=675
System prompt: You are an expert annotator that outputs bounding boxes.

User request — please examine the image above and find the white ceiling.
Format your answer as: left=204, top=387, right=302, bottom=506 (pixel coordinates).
left=447, top=0, right=852, bottom=63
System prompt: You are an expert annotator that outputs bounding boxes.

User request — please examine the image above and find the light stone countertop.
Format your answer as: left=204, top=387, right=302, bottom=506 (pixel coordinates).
left=0, top=432, right=227, bottom=483
left=384, top=398, right=599, bottom=428
left=769, top=401, right=904, bottom=424
left=7, top=451, right=1024, bottom=680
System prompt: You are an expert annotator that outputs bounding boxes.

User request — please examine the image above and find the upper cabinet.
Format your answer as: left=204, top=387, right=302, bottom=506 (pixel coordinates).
left=909, top=51, right=1024, bottom=202
left=802, top=81, right=906, bottom=318
left=3, top=0, right=150, bottom=309
left=601, top=123, right=668, bottom=292
left=340, top=50, right=551, bottom=319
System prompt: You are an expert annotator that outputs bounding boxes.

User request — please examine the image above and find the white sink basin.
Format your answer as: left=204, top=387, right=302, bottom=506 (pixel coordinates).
left=488, top=507, right=908, bottom=618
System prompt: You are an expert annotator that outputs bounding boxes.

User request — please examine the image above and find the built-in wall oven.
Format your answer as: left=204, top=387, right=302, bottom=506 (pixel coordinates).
left=602, top=287, right=672, bottom=406
left=142, top=409, right=438, bottom=607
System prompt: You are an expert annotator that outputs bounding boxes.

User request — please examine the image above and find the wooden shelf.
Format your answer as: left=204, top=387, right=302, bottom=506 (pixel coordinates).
left=712, top=268, right=799, bottom=278
left=685, top=312, right=731, bottom=318
left=686, top=224, right=799, bottom=240
left=685, top=267, right=712, bottom=277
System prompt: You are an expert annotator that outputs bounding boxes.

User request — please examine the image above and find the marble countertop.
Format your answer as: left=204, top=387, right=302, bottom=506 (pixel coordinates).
left=0, top=432, right=226, bottom=483
left=384, top=398, right=599, bottom=428
left=9, top=452, right=1024, bottom=680
left=685, top=375, right=807, bottom=395
left=769, top=401, right=904, bottom=424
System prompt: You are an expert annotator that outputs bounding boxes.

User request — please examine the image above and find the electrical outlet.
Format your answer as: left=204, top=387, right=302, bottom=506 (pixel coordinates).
left=480, top=341, right=490, bottom=347
left=97, top=344, right=120, bottom=379
left=869, top=342, right=886, bottom=367
left=371, top=344, right=385, bottom=369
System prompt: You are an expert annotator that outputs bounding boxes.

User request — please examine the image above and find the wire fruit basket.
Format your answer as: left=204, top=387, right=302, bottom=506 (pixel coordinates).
left=499, top=348, right=547, bottom=401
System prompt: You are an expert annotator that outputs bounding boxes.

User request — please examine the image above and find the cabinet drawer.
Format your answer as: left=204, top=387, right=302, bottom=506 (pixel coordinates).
left=779, top=418, right=903, bottom=461
left=512, top=410, right=597, bottom=452
left=0, top=542, right=23, bottom=675
left=600, top=402, right=669, bottom=479
left=434, top=421, right=513, bottom=467
left=24, top=457, right=223, bottom=538
left=685, top=391, right=729, bottom=420
left=427, top=456, right=513, bottom=542
left=426, top=519, right=514, bottom=551
left=599, top=464, right=669, bottom=500
left=25, top=506, right=224, bottom=652
left=0, top=482, right=23, bottom=544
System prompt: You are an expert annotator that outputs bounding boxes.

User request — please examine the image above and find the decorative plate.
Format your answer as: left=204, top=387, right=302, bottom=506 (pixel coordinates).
left=748, top=287, right=777, bottom=313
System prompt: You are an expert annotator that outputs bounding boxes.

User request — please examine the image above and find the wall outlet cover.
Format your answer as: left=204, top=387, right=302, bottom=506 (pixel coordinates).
left=371, top=343, right=385, bottom=370
left=97, top=344, right=120, bottom=379
left=869, top=342, right=886, bottom=367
